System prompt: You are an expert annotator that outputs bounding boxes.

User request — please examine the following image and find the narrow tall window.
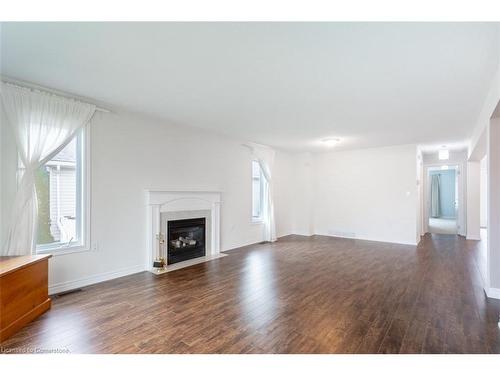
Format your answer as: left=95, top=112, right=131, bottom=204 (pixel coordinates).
left=252, top=160, right=264, bottom=222
left=35, top=128, right=87, bottom=252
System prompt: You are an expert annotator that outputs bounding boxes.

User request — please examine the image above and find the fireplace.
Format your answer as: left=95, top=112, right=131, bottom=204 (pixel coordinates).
left=167, top=217, right=206, bottom=265
left=146, top=190, right=222, bottom=273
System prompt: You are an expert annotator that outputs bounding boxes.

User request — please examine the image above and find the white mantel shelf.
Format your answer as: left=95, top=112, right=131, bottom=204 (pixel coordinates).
left=145, top=190, right=222, bottom=274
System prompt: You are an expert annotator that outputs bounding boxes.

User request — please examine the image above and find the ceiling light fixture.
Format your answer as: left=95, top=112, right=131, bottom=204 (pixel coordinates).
left=322, top=138, right=341, bottom=147
left=438, top=147, right=449, bottom=160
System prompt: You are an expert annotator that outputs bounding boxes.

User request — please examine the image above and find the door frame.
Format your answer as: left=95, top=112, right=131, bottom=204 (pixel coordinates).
left=422, top=163, right=466, bottom=236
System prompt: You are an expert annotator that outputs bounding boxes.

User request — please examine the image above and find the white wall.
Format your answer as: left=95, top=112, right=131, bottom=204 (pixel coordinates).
left=489, top=118, right=500, bottom=292
left=313, top=144, right=418, bottom=245
left=480, top=157, right=488, bottom=228
left=467, top=161, right=481, bottom=240
left=273, top=150, right=294, bottom=238
left=290, top=153, right=315, bottom=236
left=416, top=149, right=424, bottom=239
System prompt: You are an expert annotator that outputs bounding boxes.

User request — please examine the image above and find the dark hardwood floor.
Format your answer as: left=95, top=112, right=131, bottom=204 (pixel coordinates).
left=2, top=233, right=500, bottom=354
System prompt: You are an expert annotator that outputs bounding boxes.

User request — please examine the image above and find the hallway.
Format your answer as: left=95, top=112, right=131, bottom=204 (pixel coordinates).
left=428, top=218, right=457, bottom=234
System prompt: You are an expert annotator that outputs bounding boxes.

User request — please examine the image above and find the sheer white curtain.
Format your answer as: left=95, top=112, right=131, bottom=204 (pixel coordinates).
left=1, top=82, right=96, bottom=255
left=430, top=174, right=441, bottom=218
left=249, top=143, right=277, bottom=242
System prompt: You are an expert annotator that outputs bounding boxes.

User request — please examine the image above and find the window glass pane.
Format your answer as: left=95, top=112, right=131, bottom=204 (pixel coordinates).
left=252, top=178, right=261, bottom=217
left=35, top=135, right=80, bottom=247
left=252, top=160, right=261, bottom=178
left=252, top=160, right=262, bottom=219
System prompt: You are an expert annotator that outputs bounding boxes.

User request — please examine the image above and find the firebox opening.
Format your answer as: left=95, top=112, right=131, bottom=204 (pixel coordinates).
left=167, top=217, right=206, bottom=265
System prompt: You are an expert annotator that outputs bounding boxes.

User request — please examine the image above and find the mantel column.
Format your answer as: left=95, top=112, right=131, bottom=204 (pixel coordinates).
left=211, top=201, right=221, bottom=255
left=150, top=204, right=161, bottom=268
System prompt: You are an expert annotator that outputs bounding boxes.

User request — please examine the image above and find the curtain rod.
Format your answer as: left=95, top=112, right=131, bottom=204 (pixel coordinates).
left=1, top=76, right=110, bottom=113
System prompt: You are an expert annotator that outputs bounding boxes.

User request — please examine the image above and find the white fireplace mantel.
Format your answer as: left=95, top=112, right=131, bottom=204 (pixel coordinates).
left=145, top=190, right=222, bottom=273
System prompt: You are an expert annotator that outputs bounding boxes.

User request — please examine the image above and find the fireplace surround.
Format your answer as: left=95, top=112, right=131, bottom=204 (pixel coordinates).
left=145, top=190, right=223, bottom=273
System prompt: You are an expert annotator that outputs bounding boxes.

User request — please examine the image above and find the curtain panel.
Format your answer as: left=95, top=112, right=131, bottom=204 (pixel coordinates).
left=247, top=143, right=277, bottom=242
left=1, top=82, right=96, bottom=255
left=430, top=174, right=441, bottom=218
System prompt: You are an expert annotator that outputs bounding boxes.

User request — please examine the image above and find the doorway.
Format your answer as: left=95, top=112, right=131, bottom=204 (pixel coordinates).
left=427, top=165, right=459, bottom=235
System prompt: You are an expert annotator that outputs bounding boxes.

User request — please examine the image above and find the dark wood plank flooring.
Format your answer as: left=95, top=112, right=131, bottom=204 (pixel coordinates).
left=2, top=233, right=500, bottom=354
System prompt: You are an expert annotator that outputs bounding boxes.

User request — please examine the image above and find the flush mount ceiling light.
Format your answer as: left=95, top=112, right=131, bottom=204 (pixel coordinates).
left=438, top=147, right=449, bottom=160
left=322, top=138, right=341, bottom=147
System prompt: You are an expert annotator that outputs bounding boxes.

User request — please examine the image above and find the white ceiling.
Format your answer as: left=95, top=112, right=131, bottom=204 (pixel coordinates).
left=1, top=22, right=499, bottom=152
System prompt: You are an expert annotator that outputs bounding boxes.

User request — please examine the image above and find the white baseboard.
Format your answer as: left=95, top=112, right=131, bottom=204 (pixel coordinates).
left=314, top=232, right=418, bottom=246
left=276, top=232, right=294, bottom=238
left=280, top=233, right=313, bottom=238
left=49, top=264, right=146, bottom=295
left=485, top=287, right=500, bottom=300
left=286, top=231, right=314, bottom=237
left=222, top=240, right=262, bottom=252
left=466, top=235, right=481, bottom=240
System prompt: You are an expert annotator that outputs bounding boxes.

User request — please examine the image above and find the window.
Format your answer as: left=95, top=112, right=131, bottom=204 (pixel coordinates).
left=252, top=160, right=264, bottom=222
left=35, top=128, right=88, bottom=253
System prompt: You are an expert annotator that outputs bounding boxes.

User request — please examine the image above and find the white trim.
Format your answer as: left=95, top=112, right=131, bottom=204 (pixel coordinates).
left=307, top=232, right=418, bottom=246
left=278, top=233, right=310, bottom=238
left=289, top=231, right=314, bottom=237
left=485, top=287, right=500, bottom=300
left=221, top=239, right=268, bottom=252
left=35, top=125, right=91, bottom=255
left=45, top=160, right=75, bottom=168
left=49, top=264, right=145, bottom=295
left=82, top=122, right=92, bottom=253
left=422, top=163, right=466, bottom=236
left=37, top=244, right=89, bottom=257
left=466, top=235, right=481, bottom=241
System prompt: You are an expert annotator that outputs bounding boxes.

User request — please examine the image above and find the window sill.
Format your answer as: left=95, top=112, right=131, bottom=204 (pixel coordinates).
left=251, top=219, right=264, bottom=225
left=36, top=244, right=90, bottom=257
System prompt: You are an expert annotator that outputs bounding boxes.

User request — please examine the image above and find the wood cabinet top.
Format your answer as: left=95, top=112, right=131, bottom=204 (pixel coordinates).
left=0, top=255, right=52, bottom=277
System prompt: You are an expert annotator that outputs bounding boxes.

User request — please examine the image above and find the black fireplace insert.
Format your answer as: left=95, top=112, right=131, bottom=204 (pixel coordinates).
left=167, top=217, right=206, bottom=265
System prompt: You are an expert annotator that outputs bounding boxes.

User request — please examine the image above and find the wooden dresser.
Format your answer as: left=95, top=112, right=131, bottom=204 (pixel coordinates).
left=0, top=255, right=52, bottom=342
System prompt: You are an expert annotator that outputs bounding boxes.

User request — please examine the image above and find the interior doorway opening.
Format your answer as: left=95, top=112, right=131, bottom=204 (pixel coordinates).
left=427, top=165, right=459, bottom=235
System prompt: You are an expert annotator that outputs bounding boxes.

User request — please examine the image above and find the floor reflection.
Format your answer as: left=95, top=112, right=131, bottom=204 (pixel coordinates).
left=239, top=249, right=279, bottom=330
left=477, top=228, right=488, bottom=285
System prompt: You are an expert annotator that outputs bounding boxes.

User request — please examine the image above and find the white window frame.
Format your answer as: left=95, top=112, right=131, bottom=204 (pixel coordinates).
left=35, top=125, right=91, bottom=256
left=252, top=160, right=265, bottom=224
